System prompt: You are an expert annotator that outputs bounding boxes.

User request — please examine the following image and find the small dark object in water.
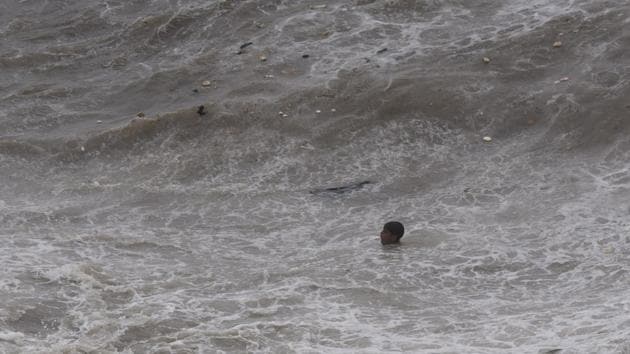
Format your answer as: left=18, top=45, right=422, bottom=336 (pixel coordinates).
left=302, top=54, right=310, bottom=58
left=310, top=180, right=372, bottom=195
left=237, top=42, right=253, bottom=54
left=197, top=105, right=206, bottom=115
left=193, top=88, right=199, bottom=93
left=377, top=48, right=388, bottom=54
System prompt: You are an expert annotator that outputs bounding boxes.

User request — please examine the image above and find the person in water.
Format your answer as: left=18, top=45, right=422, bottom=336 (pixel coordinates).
left=380, top=221, right=404, bottom=245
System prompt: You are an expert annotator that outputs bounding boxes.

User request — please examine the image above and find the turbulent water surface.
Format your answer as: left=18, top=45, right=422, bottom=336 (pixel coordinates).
left=1, top=0, right=630, bottom=352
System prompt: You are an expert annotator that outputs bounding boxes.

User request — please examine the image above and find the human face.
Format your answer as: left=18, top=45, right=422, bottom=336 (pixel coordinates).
left=380, top=228, right=398, bottom=245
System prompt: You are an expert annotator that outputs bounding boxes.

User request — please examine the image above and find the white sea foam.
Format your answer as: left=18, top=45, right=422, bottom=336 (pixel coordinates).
left=0, top=330, right=24, bottom=344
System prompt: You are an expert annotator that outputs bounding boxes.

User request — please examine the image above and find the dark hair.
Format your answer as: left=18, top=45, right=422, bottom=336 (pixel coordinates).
left=384, top=221, right=404, bottom=241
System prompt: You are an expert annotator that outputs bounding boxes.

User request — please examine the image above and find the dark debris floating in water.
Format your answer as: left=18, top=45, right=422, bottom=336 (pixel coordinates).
left=236, top=41, right=253, bottom=54
left=310, top=180, right=373, bottom=195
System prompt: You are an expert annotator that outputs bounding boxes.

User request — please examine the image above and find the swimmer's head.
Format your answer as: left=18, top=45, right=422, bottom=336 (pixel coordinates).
left=380, top=221, right=404, bottom=245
